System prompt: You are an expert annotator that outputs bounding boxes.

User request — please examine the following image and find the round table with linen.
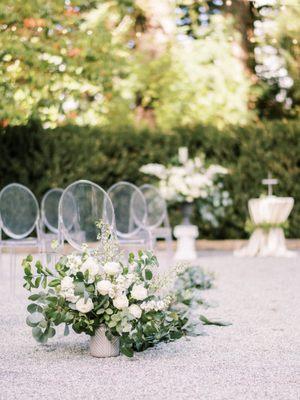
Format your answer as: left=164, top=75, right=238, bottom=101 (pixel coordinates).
left=235, top=196, right=295, bottom=257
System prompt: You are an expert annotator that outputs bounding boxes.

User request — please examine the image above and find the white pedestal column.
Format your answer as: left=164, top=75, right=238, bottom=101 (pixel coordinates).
left=174, top=225, right=198, bottom=261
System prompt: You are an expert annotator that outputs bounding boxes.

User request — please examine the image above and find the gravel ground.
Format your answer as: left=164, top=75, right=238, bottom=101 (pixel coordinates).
left=0, top=251, right=299, bottom=400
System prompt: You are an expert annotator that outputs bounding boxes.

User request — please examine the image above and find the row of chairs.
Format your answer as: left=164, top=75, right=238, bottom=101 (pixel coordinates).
left=0, top=180, right=172, bottom=262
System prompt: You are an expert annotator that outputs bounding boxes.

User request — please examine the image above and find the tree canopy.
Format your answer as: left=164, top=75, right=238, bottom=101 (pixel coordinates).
left=0, top=0, right=298, bottom=129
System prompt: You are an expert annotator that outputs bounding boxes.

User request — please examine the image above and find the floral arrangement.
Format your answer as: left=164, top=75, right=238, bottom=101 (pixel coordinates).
left=23, top=250, right=190, bottom=357
left=140, top=147, right=228, bottom=204
left=22, top=221, right=194, bottom=357
left=23, top=221, right=230, bottom=357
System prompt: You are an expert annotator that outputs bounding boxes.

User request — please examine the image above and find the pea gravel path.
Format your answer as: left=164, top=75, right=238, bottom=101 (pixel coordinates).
left=0, top=251, right=299, bottom=400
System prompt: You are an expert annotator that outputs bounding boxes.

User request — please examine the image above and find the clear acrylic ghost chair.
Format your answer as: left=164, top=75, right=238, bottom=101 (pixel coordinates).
left=108, top=181, right=152, bottom=251
left=58, top=180, right=115, bottom=252
left=40, top=188, right=63, bottom=251
left=139, top=184, right=173, bottom=255
left=0, top=183, right=41, bottom=292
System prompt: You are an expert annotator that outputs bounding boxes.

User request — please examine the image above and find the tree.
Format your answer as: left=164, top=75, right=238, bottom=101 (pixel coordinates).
left=0, top=0, right=132, bottom=127
left=0, top=0, right=297, bottom=130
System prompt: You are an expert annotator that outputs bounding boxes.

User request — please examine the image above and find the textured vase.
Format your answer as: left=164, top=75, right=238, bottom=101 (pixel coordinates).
left=181, top=202, right=194, bottom=226
left=90, top=326, right=120, bottom=358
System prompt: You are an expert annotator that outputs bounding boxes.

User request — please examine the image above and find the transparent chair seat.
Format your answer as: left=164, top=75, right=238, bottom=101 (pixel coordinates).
left=59, top=180, right=115, bottom=252
left=108, top=181, right=152, bottom=250
left=139, top=184, right=172, bottom=254
left=40, top=188, right=63, bottom=251
left=0, top=183, right=41, bottom=293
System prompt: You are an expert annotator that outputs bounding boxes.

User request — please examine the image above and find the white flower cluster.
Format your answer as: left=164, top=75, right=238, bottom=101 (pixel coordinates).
left=140, top=151, right=228, bottom=203
left=140, top=296, right=172, bottom=313
left=60, top=276, right=79, bottom=304
left=150, top=262, right=188, bottom=295
left=65, top=254, right=83, bottom=275
left=58, top=253, right=161, bottom=328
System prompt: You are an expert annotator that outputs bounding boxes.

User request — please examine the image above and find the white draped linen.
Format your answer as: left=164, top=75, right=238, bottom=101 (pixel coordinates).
left=235, top=196, right=295, bottom=257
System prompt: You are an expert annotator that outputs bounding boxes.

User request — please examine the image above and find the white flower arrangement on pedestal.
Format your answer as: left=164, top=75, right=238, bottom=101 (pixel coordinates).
left=140, top=147, right=228, bottom=204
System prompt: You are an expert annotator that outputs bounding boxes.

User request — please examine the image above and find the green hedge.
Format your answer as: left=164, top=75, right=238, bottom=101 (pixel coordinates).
left=0, top=119, right=299, bottom=239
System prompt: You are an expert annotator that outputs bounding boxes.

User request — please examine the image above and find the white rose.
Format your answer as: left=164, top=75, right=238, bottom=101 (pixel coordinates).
left=108, top=287, right=116, bottom=299
left=116, top=275, right=126, bottom=286
left=113, top=295, right=129, bottom=310
left=80, top=257, right=100, bottom=282
left=131, top=284, right=148, bottom=301
left=75, top=298, right=94, bottom=313
left=103, top=261, right=121, bottom=276
left=125, top=273, right=135, bottom=288
left=61, top=276, right=74, bottom=291
left=128, top=304, right=142, bottom=319
left=66, top=254, right=82, bottom=274
left=122, top=323, right=132, bottom=333
left=96, top=280, right=112, bottom=296
left=64, top=289, right=79, bottom=304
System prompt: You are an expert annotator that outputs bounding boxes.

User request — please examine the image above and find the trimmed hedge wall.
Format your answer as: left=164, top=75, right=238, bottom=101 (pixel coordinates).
left=0, top=119, right=299, bottom=239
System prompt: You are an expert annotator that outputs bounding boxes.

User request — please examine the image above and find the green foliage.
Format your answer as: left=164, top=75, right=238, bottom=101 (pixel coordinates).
left=117, top=310, right=188, bottom=356
left=245, top=218, right=289, bottom=235
left=1, top=119, right=299, bottom=239
left=173, top=266, right=214, bottom=308
left=0, top=0, right=251, bottom=130
left=0, top=0, right=132, bottom=128
left=171, top=266, right=230, bottom=330
left=176, top=266, right=214, bottom=292
left=131, top=14, right=251, bottom=129
left=23, top=244, right=227, bottom=357
left=199, top=315, right=232, bottom=327
left=253, top=3, right=300, bottom=118
left=22, top=249, right=193, bottom=357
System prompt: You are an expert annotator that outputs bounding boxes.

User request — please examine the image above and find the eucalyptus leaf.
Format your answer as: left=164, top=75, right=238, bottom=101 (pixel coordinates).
left=34, top=276, right=41, bottom=288
left=48, top=278, right=61, bottom=287
left=76, top=271, right=84, bottom=281
left=64, top=324, right=70, bottom=336
left=32, top=326, right=43, bottom=340
left=42, top=277, right=48, bottom=289
left=28, top=293, right=40, bottom=301
left=26, top=315, right=39, bottom=328
left=199, top=315, right=232, bottom=327
left=45, top=327, right=56, bottom=339
left=145, top=269, right=153, bottom=280
left=120, top=345, right=134, bottom=358
left=74, top=282, right=85, bottom=295
left=27, top=303, right=42, bottom=314
left=37, top=333, right=49, bottom=344
left=28, top=312, right=44, bottom=324
left=39, top=320, right=48, bottom=329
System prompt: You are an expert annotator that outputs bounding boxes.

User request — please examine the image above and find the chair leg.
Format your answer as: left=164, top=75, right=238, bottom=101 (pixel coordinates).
left=166, top=236, right=174, bottom=258
left=0, top=246, right=2, bottom=279
left=9, top=246, right=16, bottom=295
left=40, top=239, right=47, bottom=269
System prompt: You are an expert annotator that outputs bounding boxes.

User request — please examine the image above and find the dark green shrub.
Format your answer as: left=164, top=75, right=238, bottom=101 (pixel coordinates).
left=0, top=119, right=299, bottom=239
